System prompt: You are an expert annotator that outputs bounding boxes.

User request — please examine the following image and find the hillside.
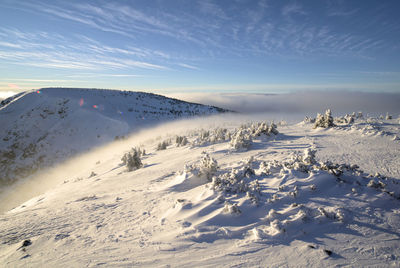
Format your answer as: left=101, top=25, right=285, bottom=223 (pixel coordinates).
left=0, top=112, right=399, bottom=267
left=0, top=88, right=227, bottom=186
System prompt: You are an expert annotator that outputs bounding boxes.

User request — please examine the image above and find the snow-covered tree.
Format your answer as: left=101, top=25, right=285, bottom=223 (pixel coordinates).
left=314, top=109, right=334, bottom=128
left=199, top=153, right=218, bottom=181
left=121, top=148, right=143, bottom=171
left=175, top=136, right=188, bottom=146
left=302, top=148, right=316, bottom=165
left=157, top=140, right=169, bottom=150
left=230, top=129, right=252, bottom=150
left=269, top=122, right=279, bottom=135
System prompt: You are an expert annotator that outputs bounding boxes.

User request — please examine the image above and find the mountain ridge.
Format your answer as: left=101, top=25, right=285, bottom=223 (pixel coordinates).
left=0, top=87, right=228, bottom=185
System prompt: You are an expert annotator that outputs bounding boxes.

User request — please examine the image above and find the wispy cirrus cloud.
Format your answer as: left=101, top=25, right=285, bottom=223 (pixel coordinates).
left=177, top=63, right=200, bottom=70
left=3, top=0, right=395, bottom=60
left=0, top=78, right=86, bottom=83
left=0, top=0, right=398, bottom=81
left=0, top=28, right=171, bottom=71
left=281, top=2, right=307, bottom=17
left=65, top=73, right=144, bottom=79
left=198, top=0, right=229, bottom=20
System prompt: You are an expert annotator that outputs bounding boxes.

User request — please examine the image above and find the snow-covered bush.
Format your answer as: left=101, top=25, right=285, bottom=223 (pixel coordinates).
left=252, top=122, right=279, bottom=136
left=157, top=140, right=170, bottom=150
left=213, top=128, right=230, bottom=142
left=386, top=112, right=392, bottom=120
left=184, top=153, right=218, bottom=182
left=211, top=169, right=250, bottom=194
left=335, top=113, right=355, bottom=125
left=199, top=153, right=218, bottom=181
left=314, top=109, right=334, bottom=128
left=303, top=116, right=316, bottom=124
left=210, top=157, right=261, bottom=204
left=191, top=128, right=230, bottom=146
left=175, top=135, right=188, bottom=146
left=121, top=148, right=143, bottom=171
left=223, top=201, right=241, bottom=214
left=301, top=148, right=316, bottom=165
left=189, top=122, right=277, bottom=150
left=269, top=122, right=279, bottom=135
left=200, top=130, right=210, bottom=140
left=230, top=129, right=252, bottom=151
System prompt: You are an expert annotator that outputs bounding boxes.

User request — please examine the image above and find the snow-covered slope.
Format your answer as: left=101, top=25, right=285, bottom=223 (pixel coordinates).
left=0, top=113, right=399, bottom=267
left=0, top=88, right=227, bottom=185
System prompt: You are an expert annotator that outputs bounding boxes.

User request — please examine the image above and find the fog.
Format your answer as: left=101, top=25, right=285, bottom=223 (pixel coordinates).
left=167, top=91, right=400, bottom=117
left=0, top=113, right=262, bottom=213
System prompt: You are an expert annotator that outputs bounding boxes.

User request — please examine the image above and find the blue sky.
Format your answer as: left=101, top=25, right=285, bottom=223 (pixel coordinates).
left=0, top=0, right=399, bottom=97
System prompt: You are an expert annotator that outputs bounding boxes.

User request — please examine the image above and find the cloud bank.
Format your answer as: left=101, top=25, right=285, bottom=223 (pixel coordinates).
left=167, top=91, right=400, bottom=117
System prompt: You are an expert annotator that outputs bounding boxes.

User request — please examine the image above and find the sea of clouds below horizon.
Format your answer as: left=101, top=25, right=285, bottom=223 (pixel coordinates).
left=167, top=91, right=400, bottom=117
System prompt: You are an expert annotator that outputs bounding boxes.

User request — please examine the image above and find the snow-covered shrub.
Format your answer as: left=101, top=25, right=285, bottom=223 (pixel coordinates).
left=184, top=153, right=218, bottom=181
left=211, top=169, right=250, bottom=194
left=223, top=201, right=241, bottom=214
left=199, top=153, right=218, bottom=181
left=335, top=114, right=354, bottom=125
left=121, top=148, right=143, bottom=171
left=190, top=122, right=277, bottom=149
left=157, top=140, right=170, bottom=150
left=345, top=114, right=355, bottom=124
left=247, top=122, right=279, bottom=137
left=314, top=109, right=334, bottom=128
left=200, top=130, right=210, bottom=140
left=303, top=116, right=316, bottom=124
left=213, top=128, right=229, bottom=142
left=191, top=128, right=230, bottom=146
left=269, top=122, right=279, bottom=135
left=210, top=157, right=262, bottom=204
left=301, top=148, right=316, bottom=165
left=230, top=129, right=252, bottom=150
left=386, top=112, right=392, bottom=120
left=175, top=135, right=188, bottom=146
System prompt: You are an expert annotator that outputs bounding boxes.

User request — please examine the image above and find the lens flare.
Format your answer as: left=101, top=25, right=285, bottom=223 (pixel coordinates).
left=8, top=83, right=18, bottom=89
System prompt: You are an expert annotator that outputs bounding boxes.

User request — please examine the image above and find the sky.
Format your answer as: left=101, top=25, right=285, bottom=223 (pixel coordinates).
left=0, top=0, right=400, bottom=98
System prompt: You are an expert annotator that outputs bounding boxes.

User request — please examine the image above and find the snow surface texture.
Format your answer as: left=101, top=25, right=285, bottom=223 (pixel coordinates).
left=0, top=111, right=399, bottom=267
left=0, top=88, right=226, bottom=186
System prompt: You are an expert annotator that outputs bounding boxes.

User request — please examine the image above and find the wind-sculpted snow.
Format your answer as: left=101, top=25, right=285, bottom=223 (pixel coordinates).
left=0, top=88, right=227, bottom=185
left=162, top=148, right=400, bottom=245
left=0, top=114, right=399, bottom=267
left=302, top=109, right=400, bottom=141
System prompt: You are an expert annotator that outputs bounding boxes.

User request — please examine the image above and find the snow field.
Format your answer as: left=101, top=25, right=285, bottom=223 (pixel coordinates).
left=1, top=113, right=399, bottom=267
